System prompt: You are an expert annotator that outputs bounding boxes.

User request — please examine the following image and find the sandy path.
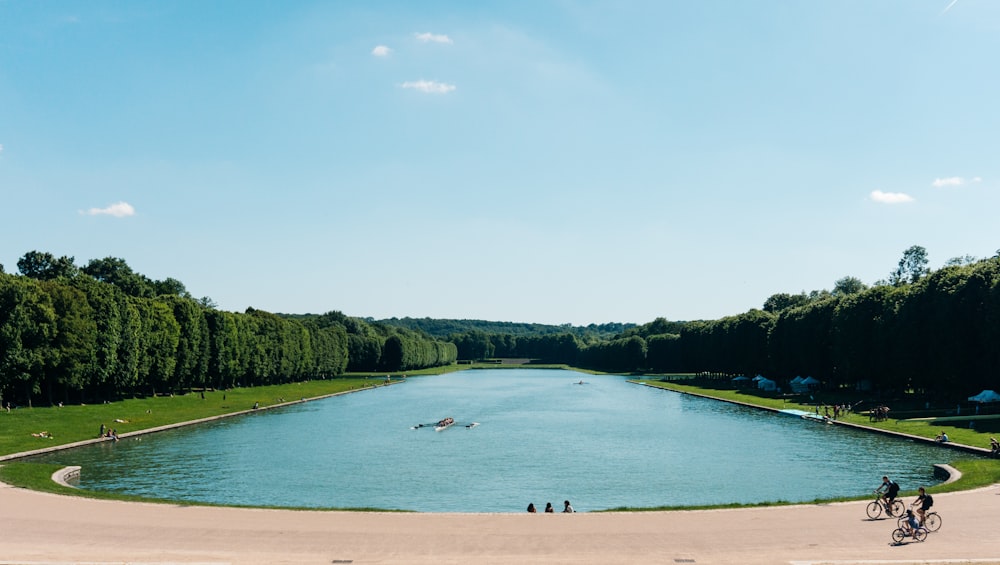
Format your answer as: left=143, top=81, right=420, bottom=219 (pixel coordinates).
left=2, top=479, right=999, bottom=564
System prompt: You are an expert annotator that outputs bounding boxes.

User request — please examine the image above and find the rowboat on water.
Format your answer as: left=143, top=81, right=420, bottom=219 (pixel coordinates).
left=434, top=417, right=455, bottom=431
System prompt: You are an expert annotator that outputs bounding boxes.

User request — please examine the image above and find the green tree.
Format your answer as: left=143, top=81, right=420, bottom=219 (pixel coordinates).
left=889, top=245, right=930, bottom=286
left=17, top=251, right=78, bottom=281
left=0, top=275, right=57, bottom=406
left=832, top=276, right=866, bottom=297
left=82, top=257, right=154, bottom=297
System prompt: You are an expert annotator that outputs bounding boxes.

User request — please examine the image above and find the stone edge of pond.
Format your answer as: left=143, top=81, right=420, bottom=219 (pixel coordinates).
left=0, top=383, right=390, bottom=464
left=628, top=380, right=994, bottom=461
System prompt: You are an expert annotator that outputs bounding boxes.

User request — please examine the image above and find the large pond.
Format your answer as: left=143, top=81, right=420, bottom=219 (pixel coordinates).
left=30, top=369, right=958, bottom=512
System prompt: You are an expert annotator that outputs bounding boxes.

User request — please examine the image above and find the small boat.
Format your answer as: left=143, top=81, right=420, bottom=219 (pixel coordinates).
left=434, top=417, right=455, bottom=432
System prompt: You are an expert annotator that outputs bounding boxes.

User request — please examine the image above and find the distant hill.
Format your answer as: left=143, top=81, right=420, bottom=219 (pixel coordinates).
left=374, top=317, right=636, bottom=339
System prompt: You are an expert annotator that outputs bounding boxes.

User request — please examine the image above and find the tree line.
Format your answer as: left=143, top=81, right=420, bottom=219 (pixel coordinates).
left=3, top=246, right=997, bottom=407
left=0, top=252, right=456, bottom=408
left=446, top=248, right=1000, bottom=402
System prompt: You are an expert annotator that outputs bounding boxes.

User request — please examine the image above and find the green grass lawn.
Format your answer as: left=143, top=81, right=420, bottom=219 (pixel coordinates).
left=0, top=377, right=381, bottom=457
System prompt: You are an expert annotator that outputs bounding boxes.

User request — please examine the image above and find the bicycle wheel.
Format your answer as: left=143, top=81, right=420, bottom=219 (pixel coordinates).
left=913, top=528, right=928, bottom=542
left=925, top=512, right=941, bottom=531
left=890, top=499, right=905, bottom=516
left=866, top=501, right=882, bottom=519
left=891, top=528, right=906, bottom=543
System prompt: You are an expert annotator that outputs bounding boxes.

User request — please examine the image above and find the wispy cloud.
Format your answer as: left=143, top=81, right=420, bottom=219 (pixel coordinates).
left=870, top=190, right=914, bottom=204
left=81, top=201, right=136, bottom=217
left=0, top=144, right=4, bottom=154
left=400, top=80, right=456, bottom=94
left=941, top=0, right=959, bottom=15
left=932, top=176, right=981, bottom=187
left=371, top=45, right=392, bottom=57
left=415, top=32, right=453, bottom=44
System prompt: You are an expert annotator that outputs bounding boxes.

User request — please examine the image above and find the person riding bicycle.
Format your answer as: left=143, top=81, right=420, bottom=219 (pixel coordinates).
left=901, top=509, right=921, bottom=537
left=912, top=486, right=934, bottom=525
left=876, top=476, right=900, bottom=515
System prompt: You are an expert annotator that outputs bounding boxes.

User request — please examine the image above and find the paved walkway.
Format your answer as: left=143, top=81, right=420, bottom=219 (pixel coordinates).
left=1, top=479, right=999, bottom=564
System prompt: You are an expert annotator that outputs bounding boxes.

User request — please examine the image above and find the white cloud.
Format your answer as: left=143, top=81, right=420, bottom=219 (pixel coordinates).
left=870, top=190, right=914, bottom=204
left=400, top=80, right=456, bottom=94
left=415, top=32, right=453, bottom=44
left=371, top=45, right=392, bottom=57
left=82, top=201, right=136, bottom=217
left=932, top=176, right=966, bottom=187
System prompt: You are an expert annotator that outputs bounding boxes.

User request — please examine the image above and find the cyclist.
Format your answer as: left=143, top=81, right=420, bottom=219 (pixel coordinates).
left=912, top=486, right=934, bottom=525
left=876, top=476, right=900, bottom=515
left=901, top=509, right=921, bottom=537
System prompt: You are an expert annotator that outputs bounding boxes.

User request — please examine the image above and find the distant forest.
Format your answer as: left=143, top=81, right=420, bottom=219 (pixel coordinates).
left=2, top=245, right=999, bottom=408
left=372, top=317, right=636, bottom=339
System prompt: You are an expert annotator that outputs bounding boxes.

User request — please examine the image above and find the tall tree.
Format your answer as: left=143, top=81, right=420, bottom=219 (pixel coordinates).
left=889, top=245, right=930, bottom=286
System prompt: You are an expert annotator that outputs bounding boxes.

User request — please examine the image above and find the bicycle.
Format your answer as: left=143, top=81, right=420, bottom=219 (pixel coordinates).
left=898, top=510, right=941, bottom=532
left=866, top=491, right=904, bottom=519
left=892, top=523, right=928, bottom=543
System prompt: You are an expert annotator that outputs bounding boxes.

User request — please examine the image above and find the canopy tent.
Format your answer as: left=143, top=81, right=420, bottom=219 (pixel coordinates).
left=756, top=377, right=777, bottom=392
left=968, top=389, right=1000, bottom=403
left=790, top=376, right=820, bottom=394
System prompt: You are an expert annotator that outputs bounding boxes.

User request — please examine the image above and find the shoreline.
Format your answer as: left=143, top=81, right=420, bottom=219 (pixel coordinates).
left=2, top=376, right=990, bottom=512
left=631, top=379, right=995, bottom=458
left=2, top=375, right=1000, bottom=562
left=0, top=382, right=393, bottom=463
left=2, top=479, right=999, bottom=564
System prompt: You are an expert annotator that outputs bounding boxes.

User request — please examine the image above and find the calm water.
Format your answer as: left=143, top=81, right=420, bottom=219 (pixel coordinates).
left=30, top=369, right=958, bottom=512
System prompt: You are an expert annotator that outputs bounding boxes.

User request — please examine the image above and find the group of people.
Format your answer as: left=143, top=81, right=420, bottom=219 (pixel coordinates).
left=869, top=405, right=891, bottom=422
left=935, top=431, right=950, bottom=443
left=98, top=423, right=119, bottom=441
left=527, top=500, right=574, bottom=513
left=818, top=403, right=854, bottom=420
left=876, top=476, right=934, bottom=538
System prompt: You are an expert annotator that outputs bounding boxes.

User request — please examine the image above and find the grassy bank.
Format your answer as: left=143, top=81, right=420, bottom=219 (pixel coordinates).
left=636, top=379, right=1000, bottom=449
left=0, top=377, right=392, bottom=457
left=631, top=379, right=1000, bottom=504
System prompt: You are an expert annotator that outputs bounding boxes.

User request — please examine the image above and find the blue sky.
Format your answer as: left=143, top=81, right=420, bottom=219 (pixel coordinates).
left=1, top=1, right=998, bottom=325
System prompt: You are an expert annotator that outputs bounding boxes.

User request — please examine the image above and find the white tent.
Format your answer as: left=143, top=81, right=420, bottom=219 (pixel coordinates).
left=968, top=389, right=1000, bottom=403
left=791, top=376, right=819, bottom=393
left=756, top=377, right=777, bottom=392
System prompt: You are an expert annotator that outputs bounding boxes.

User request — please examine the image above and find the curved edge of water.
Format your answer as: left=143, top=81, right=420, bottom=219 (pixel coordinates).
left=934, top=463, right=961, bottom=485
left=629, top=380, right=994, bottom=458
left=0, top=383, right=393, bottom=463
left=52, top=465, right=81, bottom=488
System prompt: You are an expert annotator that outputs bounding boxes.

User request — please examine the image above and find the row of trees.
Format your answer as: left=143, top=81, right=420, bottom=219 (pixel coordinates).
left=0, top=253, right=456, bottom=407
left=3, top=246, right=997, bottom=406
left=447, top=250, right=1000, bottom=401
